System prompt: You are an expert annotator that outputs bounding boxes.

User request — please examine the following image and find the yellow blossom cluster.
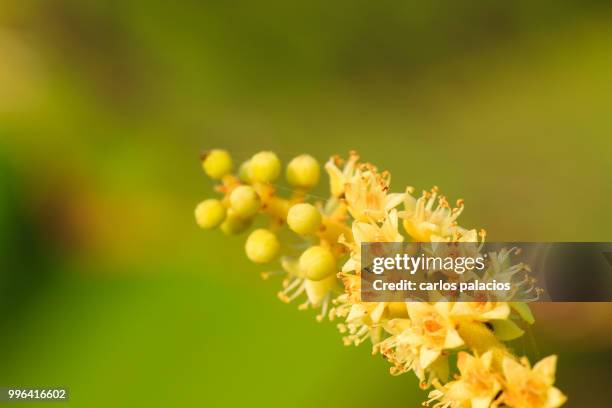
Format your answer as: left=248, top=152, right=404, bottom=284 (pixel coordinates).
left=195, top=149, right=566, bottom=408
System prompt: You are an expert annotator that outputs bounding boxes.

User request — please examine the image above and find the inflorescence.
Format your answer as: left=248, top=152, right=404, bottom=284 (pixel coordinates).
left=196, top=149, right=566, bottom=408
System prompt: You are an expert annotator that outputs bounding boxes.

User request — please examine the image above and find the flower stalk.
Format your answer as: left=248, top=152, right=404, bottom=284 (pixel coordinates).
left=196, top=149, right=566, bottom=408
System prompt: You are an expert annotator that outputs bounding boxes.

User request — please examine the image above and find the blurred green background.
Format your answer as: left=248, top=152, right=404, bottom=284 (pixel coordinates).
left=1, top=1, right=611, bottom=406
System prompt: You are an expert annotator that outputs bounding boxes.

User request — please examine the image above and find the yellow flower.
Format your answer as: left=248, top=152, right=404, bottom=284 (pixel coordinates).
left=379, top=318, right=423, bottom=378
left=502, top=355, right=566, bottom=408
left=339, top=302, right=387, bottom=345
left=333, top=209, right=405, bottom=347
left=399, top=186, right=465, bottom=242
left=325, top=152, right=359, bottom=197
left=304, top=274, right=339, bottom=321
left=430, top=351, right=501, bottom=408
left=196, top=149, right=567, bottom=407
left=352, top=208, right=404, bottom=244
left=343, top=167, right=404, bottom=222
left=404, top=302, right=464, bottom=369
left=340, top=209, right=404, bottom=275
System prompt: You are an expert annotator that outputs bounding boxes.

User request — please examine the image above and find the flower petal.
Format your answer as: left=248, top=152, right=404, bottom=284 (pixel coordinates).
left=533, top=355, right=557, bottom=384
left=419, top=346, right=441, bottom=369
left=502, top=357, right=528, bottom=385
left=444, top=327, right=464, bottom=349
left=546, top=386, right=567, bottom=408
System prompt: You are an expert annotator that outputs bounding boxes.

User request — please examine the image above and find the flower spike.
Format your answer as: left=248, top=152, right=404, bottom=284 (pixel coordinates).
left=196, top=150, right=566, bottom=407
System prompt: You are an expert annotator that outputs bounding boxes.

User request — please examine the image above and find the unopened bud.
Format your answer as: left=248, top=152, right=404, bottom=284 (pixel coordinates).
left=287, top=203, right=321, bottom=235
left=230, top=185, right=261, bottom=218
left=299, top=245, right=336, bottom=281
left=286, top=154, right=320, bottom=188
left=202, top=149, right=233, bottom=179
left=249, top=151, right=281, bottom=183
left=220, top=209, right=251, bottom=235
left=238, top=160, right=252, bottom=183
left=245, top=228, right=280, bottom=264
left=195, top=199, right=226, bottom=229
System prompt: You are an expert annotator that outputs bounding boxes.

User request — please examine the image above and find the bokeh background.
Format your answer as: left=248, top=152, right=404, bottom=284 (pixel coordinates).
left=1, top=1, right=611, bottom=406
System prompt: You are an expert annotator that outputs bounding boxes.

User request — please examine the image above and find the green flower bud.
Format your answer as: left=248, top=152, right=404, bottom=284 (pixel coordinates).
left=286, top=154, right=320, bottom=188
left=238, top=160, right=252, bottom=183
left=230, top=185, right=261, bottom=218
left=220, top=209, right=251, bottom=235
left=287, top=203, right=322, bottom=235
left=299, top=245, right=336, bottom=281
left=202, top=149, right=233, bottom=179
left=249, top=151, right=281, bottom=183
left=245, top=228, right=280, bottom=264
left=195, top=199, right=226, bottom=229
